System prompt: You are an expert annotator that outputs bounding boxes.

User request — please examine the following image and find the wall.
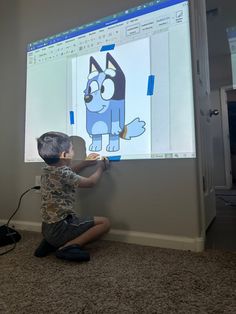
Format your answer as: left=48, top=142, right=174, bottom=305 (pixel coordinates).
left=209, top=55, right=232, bottom=90
left=0, top=1, right=20, bottom=217
left=0, top=0, right=202, bottom=250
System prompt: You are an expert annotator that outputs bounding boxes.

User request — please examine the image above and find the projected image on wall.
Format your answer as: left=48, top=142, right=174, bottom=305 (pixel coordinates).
left=68, top=38, right=152, bottom=158
left=25, top=0, right=196, bottom=162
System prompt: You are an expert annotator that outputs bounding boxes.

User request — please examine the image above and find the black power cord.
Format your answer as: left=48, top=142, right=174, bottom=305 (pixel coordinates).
left=0, top=185, right=41, bottom=256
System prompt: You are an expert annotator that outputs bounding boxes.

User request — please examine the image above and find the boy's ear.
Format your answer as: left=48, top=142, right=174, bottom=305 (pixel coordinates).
left=59, top=151, right=67, bottom=159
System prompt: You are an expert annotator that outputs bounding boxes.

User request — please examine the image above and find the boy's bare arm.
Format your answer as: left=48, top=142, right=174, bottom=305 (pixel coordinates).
left=72, top=153, right=100, bottom=173
left=77, top=159, right=108, bottom=188
left=72, top=159, right=97, bottom=173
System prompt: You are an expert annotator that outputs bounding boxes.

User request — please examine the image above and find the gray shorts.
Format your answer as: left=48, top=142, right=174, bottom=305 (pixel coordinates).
left=42, top=214, right=94, bottom=248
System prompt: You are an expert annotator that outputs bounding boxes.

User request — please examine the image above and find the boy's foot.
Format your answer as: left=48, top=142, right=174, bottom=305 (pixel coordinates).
left=34, top=239, right=57, bottom=257
left=55, top=244, right=90, bottom=262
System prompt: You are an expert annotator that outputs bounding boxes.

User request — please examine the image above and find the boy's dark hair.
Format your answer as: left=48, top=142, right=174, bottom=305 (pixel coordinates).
left=37, top=131, right=71, bottom=165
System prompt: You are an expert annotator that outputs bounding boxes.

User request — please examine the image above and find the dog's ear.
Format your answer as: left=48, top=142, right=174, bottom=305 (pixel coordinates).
left=89, top=56, right=103, bottom=73
left=106, top=53, right=121, bottom=72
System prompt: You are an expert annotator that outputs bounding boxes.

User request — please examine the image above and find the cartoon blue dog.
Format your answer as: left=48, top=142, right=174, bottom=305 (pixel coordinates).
left=84, top=52, right=145, bottom=152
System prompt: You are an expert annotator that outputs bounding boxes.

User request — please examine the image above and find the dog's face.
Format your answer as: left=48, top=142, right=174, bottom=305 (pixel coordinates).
left=84, top=53, right=125, bottom=113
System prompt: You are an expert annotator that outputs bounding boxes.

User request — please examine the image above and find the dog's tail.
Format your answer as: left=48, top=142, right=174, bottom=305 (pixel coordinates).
left=120, top=118, right=146, bottom=140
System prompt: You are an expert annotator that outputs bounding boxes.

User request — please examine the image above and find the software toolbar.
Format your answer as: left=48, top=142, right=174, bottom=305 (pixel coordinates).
left=27, top=2, right=187, bottom=66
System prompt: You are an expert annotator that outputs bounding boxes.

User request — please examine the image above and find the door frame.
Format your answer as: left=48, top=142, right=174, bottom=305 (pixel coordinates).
left=220, top=85, right=236, bottom=189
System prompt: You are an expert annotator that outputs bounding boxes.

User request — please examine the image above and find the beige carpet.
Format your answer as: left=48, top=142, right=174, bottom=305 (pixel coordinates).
left=0, top=231, right=236, bottom=313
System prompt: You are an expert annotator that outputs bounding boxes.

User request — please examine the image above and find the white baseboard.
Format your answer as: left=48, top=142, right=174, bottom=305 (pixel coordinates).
left=104, top=229, right=204, bottom=252
left=0, top=219, right=41, bottom=232
left=215, top=185, right=230, bottom=190
left=0, top=219, right=204, bottom=252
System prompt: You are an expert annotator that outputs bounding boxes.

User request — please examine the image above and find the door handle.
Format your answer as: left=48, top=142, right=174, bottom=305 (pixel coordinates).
left=209, top=109, right=219, bottom=117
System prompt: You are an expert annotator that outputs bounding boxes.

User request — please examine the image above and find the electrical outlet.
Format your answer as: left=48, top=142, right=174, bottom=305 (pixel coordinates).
left=35, top=176, right=41, bottom=193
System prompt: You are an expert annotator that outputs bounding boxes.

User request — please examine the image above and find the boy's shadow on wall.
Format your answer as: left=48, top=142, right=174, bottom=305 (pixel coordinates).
left=70, top=135, right=115, bottom=222
left=70, top=135, right=87, bottom=161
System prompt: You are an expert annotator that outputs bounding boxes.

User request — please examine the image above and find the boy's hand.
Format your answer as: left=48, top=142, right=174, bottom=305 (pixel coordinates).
left=83, top=153, right=100, bottom=167
left=100, top=157, right=109, bottom=171
left=86, top=153, right=100, bottom=160
left=84, top=153, right=109, bottom=170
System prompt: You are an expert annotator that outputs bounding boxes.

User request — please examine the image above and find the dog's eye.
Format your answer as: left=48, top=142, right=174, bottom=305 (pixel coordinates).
left=89, top=81, right=99, bottom=94
left=101, top=79, right=114, bottom=100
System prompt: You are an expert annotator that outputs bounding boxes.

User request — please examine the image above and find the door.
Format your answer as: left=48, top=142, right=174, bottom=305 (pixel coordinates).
left=220, top=87, right=233, bottom=189
left=190, top=0, right=216, bottom=230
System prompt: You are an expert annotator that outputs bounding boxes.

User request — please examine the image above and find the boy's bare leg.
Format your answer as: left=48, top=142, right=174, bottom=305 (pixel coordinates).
left=59, top=217, right=110, bottom=249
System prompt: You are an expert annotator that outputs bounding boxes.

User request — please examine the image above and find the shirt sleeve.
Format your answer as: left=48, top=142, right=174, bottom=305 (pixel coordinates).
left=60, top=167, right=81, bottom=187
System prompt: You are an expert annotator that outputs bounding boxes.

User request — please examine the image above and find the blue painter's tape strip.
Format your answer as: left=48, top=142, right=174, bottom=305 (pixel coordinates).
left=147, top=75, right=155, bottom=96
left=100, top=44, right=115, bottom=51
left=108, top=155, right=121, bottom=161
left=69, top=111, right=75, bottom=125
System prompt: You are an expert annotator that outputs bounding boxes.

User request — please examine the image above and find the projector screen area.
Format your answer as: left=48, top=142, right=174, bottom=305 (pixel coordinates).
left=25, top=0, right=196, bottom=162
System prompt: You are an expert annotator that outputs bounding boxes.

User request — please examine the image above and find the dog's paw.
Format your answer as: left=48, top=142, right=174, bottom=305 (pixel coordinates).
left=106, top=143, right=119, bottom=152
left=89, top=143, right=102, bottom=152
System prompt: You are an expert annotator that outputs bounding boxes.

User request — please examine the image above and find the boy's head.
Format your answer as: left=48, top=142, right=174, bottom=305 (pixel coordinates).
left=37, top=132, right=73, bottom=165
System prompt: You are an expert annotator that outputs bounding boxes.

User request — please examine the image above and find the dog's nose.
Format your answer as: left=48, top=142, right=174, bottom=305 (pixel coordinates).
left=84, top=95, right=93, bottom=103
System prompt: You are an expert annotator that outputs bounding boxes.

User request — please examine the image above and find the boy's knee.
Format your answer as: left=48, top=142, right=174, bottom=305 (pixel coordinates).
left=102, top=217, right=111, bottom=232
left=95, top=216, right=111, bottom=232
left=106, top=218, right=111, bottom=231
left=103, top=217, right=111, bottom=232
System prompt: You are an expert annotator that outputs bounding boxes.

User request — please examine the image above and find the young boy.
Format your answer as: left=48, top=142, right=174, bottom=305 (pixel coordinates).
left=34, top=131, right=110, bottom=262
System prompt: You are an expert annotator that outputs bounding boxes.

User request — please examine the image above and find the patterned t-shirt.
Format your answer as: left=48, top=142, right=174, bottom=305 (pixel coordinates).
left=40, top=165, right=81, bottom=223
